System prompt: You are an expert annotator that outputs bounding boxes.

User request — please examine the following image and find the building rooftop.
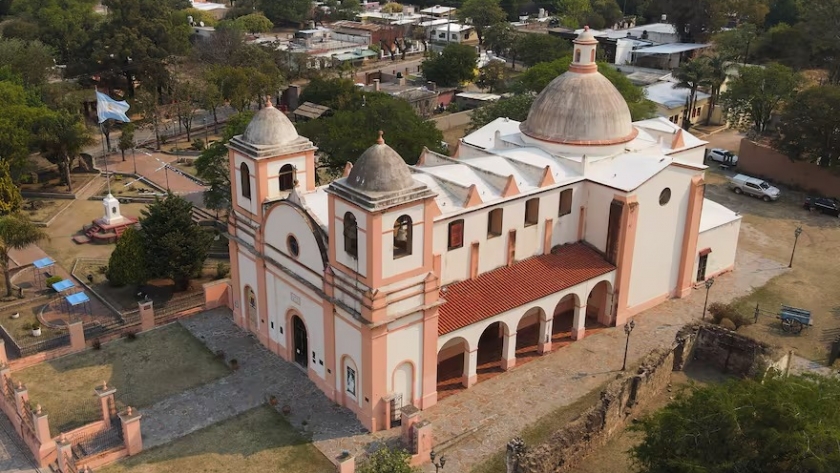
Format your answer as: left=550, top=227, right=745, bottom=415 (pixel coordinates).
left=433, top=23, right=473, bottom=33
left=420, top=5, right=456, bottom=15
left=633, top=43, right=710, bottom=55
left=700, top=198, right=741, bottom=233
left=644, top=81, right=711, bottom=109
left=438, top=243, right=615, bottom=334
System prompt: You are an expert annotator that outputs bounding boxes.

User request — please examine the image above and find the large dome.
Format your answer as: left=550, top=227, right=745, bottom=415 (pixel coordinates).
left=346, top=132, right=415, bottom=193
left=519, top=26, right=637, bottom=146
left=242, top=104, right=299, bottom=146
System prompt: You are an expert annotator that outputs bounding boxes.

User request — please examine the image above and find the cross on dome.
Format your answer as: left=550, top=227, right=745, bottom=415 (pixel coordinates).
left=265, top=96, right=274, bottom=108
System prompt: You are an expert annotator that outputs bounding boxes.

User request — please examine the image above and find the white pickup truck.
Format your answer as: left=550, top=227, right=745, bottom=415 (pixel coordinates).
left=728, top=174, right=780, bottom=202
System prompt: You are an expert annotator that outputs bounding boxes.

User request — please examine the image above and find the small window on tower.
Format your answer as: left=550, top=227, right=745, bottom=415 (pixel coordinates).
left=393, top=215, right=412, bottom=258
left=448, top=219, right=464, bottom=250
left=343, top=212, right=358, bottom=259
left=279, top=164, right=295, bottom=191
left=575, top=49, right=581, bottom=62
left=240, top=162, right=251, bottom=199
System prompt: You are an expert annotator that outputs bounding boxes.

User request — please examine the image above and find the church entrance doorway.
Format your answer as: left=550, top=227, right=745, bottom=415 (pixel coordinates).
left=292, top=316, right=308, bottom=368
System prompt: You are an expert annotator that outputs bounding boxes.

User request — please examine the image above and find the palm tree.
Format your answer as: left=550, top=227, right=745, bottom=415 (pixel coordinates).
left=0, top=214, right=47, bottom=297
left=674, top=58, right=713, bottom=130
left=35, top=111, right=93, bottom=192
left=703, top=54, right=730, bottom=125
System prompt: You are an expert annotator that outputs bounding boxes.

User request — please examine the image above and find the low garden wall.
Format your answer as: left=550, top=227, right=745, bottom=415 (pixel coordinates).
left=505, top=324, right=791, bottom=473
left=0, top=360, right=143, bottom=471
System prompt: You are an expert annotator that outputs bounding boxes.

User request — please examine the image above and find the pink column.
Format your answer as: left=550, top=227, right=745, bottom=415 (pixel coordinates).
left=537, top=316, right=553, bottom=354
left=401, top=406, right=421, bottom=445
left=56, top=436, right=73, bottom=472
left=119, top=407, right=143, bottom=456
left=572, top=304, right=586, bottom=340
left=68, top=321, right=85, bottom=352
left=462, top=349, right=477, bottom=388
left=14, top=383, right=29, bottom=415
left=139, top=301, right=155, bottom=332
left=0, top=339, right=7, bottom=365
left=414, top=421, right=434, bottom=463
left=501, top=333, right=516, bottom=370
left=95, top=382, right=117, bottom=429
left=337, top=453, right=355, bottom=473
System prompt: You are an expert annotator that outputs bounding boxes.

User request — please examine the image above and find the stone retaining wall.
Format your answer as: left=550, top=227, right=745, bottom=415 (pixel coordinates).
left=506, top=324, right=788, bottom=473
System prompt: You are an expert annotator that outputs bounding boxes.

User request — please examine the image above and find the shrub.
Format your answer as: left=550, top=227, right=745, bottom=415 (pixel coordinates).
left=720, top=318, right=737, bottom=331
left=122, top=330, right=138, bottom=341
left=45, top=275, right=63, bottom=287
left=191, top=138, right=206, bottom=151
left=92, top=338, right=102, bottom=350
left=708, top=302, right=753, bottom=328
left=215, top=262, right=230, bottom=280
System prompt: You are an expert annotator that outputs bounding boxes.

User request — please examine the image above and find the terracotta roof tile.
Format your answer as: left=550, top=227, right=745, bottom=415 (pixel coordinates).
left=438, top=243, right=616, bottom=335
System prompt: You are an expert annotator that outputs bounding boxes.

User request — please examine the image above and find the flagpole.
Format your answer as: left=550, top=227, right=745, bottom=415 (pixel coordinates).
left=95, top=86, right=112, bottom=195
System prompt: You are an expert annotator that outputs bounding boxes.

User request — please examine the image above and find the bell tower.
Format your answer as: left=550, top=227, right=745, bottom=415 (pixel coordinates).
left=570, top=26, right=599, bottom=74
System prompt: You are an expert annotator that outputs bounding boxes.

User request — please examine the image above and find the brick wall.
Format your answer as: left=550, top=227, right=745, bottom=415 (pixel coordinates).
left=738, top=139, right=840, bottom=198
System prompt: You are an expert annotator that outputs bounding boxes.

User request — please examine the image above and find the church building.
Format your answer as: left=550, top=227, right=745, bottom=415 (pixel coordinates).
left=225, top=28, right=741, bottom=432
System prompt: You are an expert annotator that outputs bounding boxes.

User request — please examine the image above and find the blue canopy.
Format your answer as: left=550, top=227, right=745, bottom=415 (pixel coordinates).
left=33, top=257, right=55, bottom=269
left=65, top=292, right=90, bottom=306
left=51, top=279, right=76, bottom=292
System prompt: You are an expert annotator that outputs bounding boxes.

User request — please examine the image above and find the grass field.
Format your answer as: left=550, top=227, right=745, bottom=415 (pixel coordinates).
left=99, top=407, right=334, bottom=473
left=15, top=324, right=230, bottom=436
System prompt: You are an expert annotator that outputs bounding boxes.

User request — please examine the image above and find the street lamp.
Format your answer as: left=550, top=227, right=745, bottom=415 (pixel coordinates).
left=789, top=226, right=803, bottom=268
left=702, top=277, right=715, bottom=320
left=430, top=451, right=446, bottom=473
left=621, top=319, right=635, bottom=371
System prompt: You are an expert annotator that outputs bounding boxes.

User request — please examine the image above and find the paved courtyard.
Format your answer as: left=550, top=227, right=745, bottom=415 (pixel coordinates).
left=139, top=312, right=369, bottom=453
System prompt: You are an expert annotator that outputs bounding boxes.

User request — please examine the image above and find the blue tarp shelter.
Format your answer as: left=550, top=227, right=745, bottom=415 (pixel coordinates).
left=51, top=279, right=76, bottom=293
left=33, top=257, right=55, bottom=288
left=64, top=292, right=91, bottom=315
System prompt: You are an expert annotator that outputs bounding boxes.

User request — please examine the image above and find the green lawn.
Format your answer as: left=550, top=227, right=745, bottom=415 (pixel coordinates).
left=99, top=407, right=334, bottom=473
left=15, top=323, right=230, bottom=436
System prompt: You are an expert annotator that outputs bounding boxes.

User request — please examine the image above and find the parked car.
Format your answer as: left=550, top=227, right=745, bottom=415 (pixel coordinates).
left=804, top=196, right=840, bottom=216
left=706, top=148, right=738, bottom=166
left=728, top=174, right=781, bottom=202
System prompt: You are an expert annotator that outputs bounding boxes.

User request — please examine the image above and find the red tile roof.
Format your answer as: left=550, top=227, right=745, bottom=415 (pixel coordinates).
left=438, top=243, right=616, bottom=335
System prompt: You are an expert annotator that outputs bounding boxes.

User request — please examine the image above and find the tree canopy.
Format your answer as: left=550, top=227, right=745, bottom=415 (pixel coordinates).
left=195, top=111, right=254, bottom=211
left=456, top=0, right=507, bottom=45
left=721, top=63, right=801, bottom=134
left=632, top=374, right=840, bottom=473
left=296, top=93, right=445, bottom=172
left=357, top=447, right=418, bottom=473
left=422, top=43, right=478, bottom=87
left=106, top=227, right=148, bottom=287
left=775, top=85, right=840, bottom=168
left=0, top=214, right=47, bottom=297
left=140, top=193, right=212, bottom=291
left=0, top=39, right=55, bottom=87
left=514, top=33, right=570, bottom=67
left=468, top=93, right=534, bottom=132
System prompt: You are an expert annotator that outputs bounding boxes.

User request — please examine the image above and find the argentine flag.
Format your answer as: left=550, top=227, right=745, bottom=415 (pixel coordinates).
left=96, top=91, right=131, bottom=124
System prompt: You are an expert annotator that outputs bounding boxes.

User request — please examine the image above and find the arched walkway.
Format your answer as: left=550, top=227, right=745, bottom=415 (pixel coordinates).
left=436, top=337, right=469, bottom=400
left=586, top=280, right=612, bottom=327
left=551, top=294, right=577, bottom=347
left=515, top=307, right=544, bottom=361
left=476, top=322, right=506, bottom=377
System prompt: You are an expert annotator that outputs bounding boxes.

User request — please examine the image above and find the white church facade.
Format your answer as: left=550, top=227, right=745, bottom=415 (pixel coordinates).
left=225, top=28, right=741, bottom=433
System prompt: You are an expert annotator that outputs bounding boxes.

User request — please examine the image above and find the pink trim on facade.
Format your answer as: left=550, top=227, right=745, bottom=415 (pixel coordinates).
left=543, top=218, right=554, bottom=255
left=577, top=206, right=586, bottom=241
left=676, top=175, right=705, bottom=298
left=613, top=194, right=639, bottom=326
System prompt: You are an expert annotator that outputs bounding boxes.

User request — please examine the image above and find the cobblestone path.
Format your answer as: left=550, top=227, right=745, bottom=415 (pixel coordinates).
left=139, top=311, right=368, bottom=453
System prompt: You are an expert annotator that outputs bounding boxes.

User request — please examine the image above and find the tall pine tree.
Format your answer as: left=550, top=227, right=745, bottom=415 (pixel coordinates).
left=106, top=226, right=147, bottom=286
left=140, top=193, right=211, bottom=291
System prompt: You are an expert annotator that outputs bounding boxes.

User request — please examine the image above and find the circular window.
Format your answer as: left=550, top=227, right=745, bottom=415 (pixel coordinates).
left=659, top=188, right=672, bottom=206
left=287, top=235, right=300, bottom=257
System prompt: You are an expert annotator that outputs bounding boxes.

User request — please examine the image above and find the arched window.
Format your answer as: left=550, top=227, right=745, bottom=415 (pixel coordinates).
left=240, top=162, right=251, bottom=199
left=574, top=49, right=581, bottom=62
left=393, top=215, right=412, bottom=258
left=343, top=212, right=358, bottom=259
left=279, top=163, right=295, bottom=191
